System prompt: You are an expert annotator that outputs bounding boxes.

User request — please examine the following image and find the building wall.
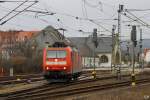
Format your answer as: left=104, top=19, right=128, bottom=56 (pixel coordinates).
left=0, top=31, right=38, bottom=56
left=98, top=53, right=112, bottom=67
left=82, top=53, right=112, bottom=68
left=144, top=49, right=150, bottom=62
left=82, top=57, right=99, bottom=68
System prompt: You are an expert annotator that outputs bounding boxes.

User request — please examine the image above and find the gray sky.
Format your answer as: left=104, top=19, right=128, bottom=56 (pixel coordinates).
left=0, top=0, right=150, bottom=39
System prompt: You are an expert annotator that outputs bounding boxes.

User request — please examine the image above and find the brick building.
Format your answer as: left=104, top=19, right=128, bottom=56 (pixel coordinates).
left=0, top=30, right=38, bottom=56
left=0, top=30, right=39, bottom=75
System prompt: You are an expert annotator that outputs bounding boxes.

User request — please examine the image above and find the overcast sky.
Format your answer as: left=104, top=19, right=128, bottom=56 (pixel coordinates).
left=0, top=0, right=150, bottom=40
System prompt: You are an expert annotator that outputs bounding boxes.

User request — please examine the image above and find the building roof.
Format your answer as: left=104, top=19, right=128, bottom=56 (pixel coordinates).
left=17, top=31, right=39, bottom=40
left=29, top=25, right=70, bottom=49
left=68, top=37, right=92, bottom=56
left=68, top=37, right=112, bottom=56
left=87, top=36, right=112, bottom=53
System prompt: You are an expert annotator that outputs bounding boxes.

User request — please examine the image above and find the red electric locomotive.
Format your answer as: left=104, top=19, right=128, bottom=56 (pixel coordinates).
left=43, top=42, right=82, bottom=82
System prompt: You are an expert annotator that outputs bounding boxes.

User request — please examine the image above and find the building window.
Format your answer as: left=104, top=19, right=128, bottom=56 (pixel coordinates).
left=100, top=55, right=108, bottom=63
left=24, top=36, right=28, bottom=42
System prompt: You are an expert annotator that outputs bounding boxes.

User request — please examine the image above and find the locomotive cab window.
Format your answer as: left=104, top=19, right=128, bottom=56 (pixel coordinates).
left=47, top=50, right=66, bottom=58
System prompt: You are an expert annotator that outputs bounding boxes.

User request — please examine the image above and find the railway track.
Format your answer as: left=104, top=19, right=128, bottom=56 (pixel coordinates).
left=0, top=77, right=44, bottom=85
left=0, top=74, right=43, bottom=85
left=0, top=74, right=42, bottom=81
left=5, top=77, right=150, bottom=100
left=0, top=70, right=99, bottom=85
left=0, top=70, right=112, bottom=86
left=33, top=78, right=150, bottom=100
left=1, top=72, right=150, bottom=100
left=0, top=74, right=131, bottom=100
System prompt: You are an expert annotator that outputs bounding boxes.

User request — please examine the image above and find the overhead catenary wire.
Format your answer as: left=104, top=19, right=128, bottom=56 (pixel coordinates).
left=125, top=10, right=150, bottom=27
left=121, top=12, right=149, bottom=28
left=83, top=0, right=103, bottom=11
left=125, top=9, right=150, bottom=12
left=84, top=0, right=101, bottom=8
left=15, top=9, right=56, bottom=15
left=121, top=10, right=150, bottom=30
left=0, top=0, right=29, bottom=21
left=5, top=0, right=116, bottom=20
left=0, top=0, right=37, bottom=2
left=0, top=7, right=50, bottom=29
left=82, top=0, right=88, bottom=18
left=0, top=0, right=116, bottom=36
left=0, top=10, right=129, bottom=38
left=121, top=12, right=138, bottom=23
left=88, top=19, right=112, bottom=33
left=0, top=0, right=38, bottom=25
left=13, top=9, right=114, bottom=34
left=97, top=0, right=116, bottom=8
left=120, top=8, right=150, bottom=23
left=13, top=9, right=117, bottom=23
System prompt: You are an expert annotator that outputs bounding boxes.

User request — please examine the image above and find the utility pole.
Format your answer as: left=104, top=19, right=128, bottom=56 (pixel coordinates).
left=111, top=25, right=116, bottom=71
left=131, top=25, right=137, bottom=86
left=116, top=4, right=123, bottom=79
left=118, top=5, right=123, bottom=37
left=139, top=28, right=143, bottom=68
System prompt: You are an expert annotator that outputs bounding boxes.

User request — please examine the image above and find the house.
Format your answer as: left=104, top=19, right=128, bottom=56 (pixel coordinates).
left=0, top=30, right=38, bottom=75
left=0, top=30, right=38, bottom=58
left=68, top=36, right=112, bottom=68
left=28, top=25, right=69, bottom=50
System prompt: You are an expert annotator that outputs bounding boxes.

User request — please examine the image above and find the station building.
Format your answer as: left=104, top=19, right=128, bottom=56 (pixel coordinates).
left=68, top=37, right=112, bottom=69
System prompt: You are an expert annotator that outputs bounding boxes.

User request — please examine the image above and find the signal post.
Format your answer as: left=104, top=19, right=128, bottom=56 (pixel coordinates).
left=92, top=28, right=98, bottom=79
left=131, top=25, right=137, bottom=86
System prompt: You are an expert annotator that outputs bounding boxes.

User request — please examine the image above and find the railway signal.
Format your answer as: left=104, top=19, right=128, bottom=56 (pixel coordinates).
left=92, top=28, right=98, bottom=79
left=131, top=25, right=137, bottom=47
left=92, top=28, right=98, bottom=48
left=131, top=25, right=137, bottom=86
left=139, top=28, right=143, bottom=68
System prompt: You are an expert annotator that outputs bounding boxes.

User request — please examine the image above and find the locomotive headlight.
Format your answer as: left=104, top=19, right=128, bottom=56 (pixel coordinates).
left=46, top=67, right=49, bottom=70
left=63, top=67, right=66, bottom=70
left=55, top=59, right=58, bottom=62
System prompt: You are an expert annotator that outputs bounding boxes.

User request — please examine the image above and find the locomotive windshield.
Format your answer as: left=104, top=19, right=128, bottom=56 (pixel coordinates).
left=47, top=50, right=66, bottom=58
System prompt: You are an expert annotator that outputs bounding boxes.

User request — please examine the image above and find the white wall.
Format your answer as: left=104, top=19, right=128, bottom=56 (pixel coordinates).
left=145, top=51, right=150, bottom=62
left=82, top=53, right=112, bottom=68
left=82, top=57, right=100, bottom=68
left=98, top=53, right=111, bottom=67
